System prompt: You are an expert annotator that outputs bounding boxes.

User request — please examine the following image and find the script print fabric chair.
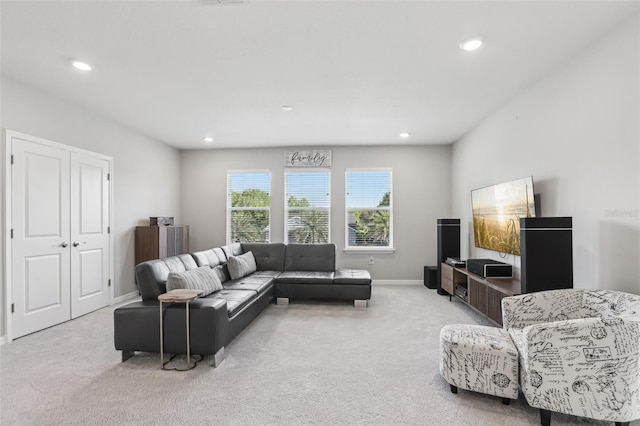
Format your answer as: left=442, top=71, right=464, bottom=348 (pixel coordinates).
left=501, top=289, right=640, bottom=426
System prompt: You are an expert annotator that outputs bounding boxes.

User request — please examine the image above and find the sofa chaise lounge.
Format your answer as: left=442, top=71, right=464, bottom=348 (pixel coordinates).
left=114, top=242, right=371, bottom=366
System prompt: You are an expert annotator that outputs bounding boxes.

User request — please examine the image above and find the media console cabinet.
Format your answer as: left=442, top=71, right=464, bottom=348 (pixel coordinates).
left=440, top=262, right=520, bottom=326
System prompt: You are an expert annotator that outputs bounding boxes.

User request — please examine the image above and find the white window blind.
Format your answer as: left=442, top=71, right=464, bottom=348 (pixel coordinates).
left=226, top=170, right=271, bottom=243
left=345, top=169, right=393, bottom=249
left=284, top=169, right=330, bottom=244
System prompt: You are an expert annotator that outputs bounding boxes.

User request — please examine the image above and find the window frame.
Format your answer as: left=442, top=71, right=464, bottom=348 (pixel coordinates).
left=284, top=168, right=331, bottom=244
left=344, top=168, right=394, bottom=252
left=226, top=169, right=272, bottom=244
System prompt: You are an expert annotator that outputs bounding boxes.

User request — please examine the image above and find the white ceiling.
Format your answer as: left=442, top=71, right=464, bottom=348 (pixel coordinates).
left=1, top=1, right=638, bottom=150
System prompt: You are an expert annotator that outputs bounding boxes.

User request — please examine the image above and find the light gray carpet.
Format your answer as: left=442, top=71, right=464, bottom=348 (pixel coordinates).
left=1, top=285, right=637, bottom=426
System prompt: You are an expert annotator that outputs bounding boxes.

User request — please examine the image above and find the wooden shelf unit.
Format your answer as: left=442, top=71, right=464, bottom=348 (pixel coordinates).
left=440, top=262, right=520, bottom=326
left=135, top=225, right=189, bottom=265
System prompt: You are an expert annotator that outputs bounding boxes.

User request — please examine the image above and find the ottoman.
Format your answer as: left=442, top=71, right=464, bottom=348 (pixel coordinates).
left=439, top=324, right=519, bottom=404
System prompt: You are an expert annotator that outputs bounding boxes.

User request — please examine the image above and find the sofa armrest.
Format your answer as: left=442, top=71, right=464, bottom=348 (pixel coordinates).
left=516, top=316, right=640, bottom=420
left=114, top=297, right=229, bottom=356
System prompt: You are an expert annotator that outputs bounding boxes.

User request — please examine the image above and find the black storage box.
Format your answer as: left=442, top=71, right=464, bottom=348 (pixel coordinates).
left=466, top=259, right=512, bottom=278
left=424, top=266, right=437, bottom=289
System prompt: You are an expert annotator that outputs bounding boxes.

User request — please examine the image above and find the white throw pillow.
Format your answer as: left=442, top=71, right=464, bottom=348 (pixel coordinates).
left=166, top=266, right=223, bottom=296
left=227, top=251, right=257, bottom=280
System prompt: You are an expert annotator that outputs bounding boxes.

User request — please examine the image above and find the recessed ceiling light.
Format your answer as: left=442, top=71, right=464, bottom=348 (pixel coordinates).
left=72, top=61, right=92, bottom=71
left=400, top=132, right=411, bottom=138
left=460, top=37, right=483, bottom=51
left=203, top=137, right=214, bottom=143
left=281, top=105, right=293, bottom=111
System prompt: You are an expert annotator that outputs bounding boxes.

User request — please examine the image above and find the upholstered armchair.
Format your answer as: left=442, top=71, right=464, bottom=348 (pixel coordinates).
left=501, top=289, right=640, bottom=426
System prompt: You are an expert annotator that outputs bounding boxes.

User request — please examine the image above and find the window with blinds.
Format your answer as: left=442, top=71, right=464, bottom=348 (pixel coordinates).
left=284, top=169, right=330, bottom=244
left=227, top=170, right=271, bottom=243
left=345, top=169, right=393, bottom=249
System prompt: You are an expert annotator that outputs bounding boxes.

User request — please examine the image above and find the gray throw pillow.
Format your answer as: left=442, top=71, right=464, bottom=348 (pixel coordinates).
left=166, top=266, right=223, bottom=297
left=227, top=251, right=257, bottom=280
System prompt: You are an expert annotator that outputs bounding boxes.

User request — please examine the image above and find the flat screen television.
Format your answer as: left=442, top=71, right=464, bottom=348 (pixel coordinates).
left=471, top=176, right=535, bottom=256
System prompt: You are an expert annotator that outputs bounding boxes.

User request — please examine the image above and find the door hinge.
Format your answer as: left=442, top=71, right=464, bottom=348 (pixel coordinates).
left=108, top=279, right=111, bottom=287
left=10, top=229, right=14, bottom=238
left=107, top=226, right=110, bottom=234
left=11, top=155, right=14, bottom=165
left=11, top=303, right=15, bottom=313
left=107, top=173, right=110, bottom=181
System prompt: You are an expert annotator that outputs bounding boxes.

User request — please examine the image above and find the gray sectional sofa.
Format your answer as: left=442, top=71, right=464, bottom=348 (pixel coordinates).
left=114, top=242, right=371, bottom=366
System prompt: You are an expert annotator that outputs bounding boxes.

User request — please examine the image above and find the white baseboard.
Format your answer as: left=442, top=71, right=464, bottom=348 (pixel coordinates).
left=0, top=335, right=6, bottom=346
left=112, top=290, right=140, bottom=307
left=372, top=280, right=422, bottom=286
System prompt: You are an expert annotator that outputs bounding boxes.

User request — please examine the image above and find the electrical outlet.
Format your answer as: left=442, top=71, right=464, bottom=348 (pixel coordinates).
left=368, top=256, right=374, bottom=265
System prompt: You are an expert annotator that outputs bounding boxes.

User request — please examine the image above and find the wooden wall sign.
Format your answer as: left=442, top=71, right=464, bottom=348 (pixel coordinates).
left=284, top=149, right=332, bottom=167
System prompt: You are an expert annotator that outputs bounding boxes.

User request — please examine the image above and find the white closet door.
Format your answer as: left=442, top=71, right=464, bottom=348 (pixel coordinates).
left=9, top=132, right=112, bottom=339
left=70, top=152, right=110, bottom=318
left=11, top=138, right=72, bottom=338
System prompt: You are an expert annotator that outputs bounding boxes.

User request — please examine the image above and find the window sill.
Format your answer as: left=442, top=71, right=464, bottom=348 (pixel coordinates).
left=343, top=247, right=395, bottom=254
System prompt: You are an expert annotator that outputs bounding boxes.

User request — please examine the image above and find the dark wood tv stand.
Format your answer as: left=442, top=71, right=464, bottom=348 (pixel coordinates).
left=440, top=262, right=520, bottom=326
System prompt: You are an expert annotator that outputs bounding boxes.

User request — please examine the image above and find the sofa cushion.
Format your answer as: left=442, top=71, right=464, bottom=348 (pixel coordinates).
left=135, top=254, right=199, bottom=300
left=205, top=289, right=257, bottom=317
left=251, top=270, right=281, bottom=279
left=228, top=251, right=258, bottom=279
left=191, top=249, right=223, bottom=268
left=284, top=243, right=335, bottom=272
left=242, top=243, right=286, bottom=271
left=166, top=254, right=198, bottom=271
left=212, top=264, right=231, bottom=284
left=223, top=275, right=274, bottom=293
left=166, top=266, right=223, bottom=296
left=333, top=268, right=372, bottom=285
left=276, top=271, right=334, bottom=284
left=221, top=243, right=243, bottom=260
left=212, top=247, right=227, bottom=264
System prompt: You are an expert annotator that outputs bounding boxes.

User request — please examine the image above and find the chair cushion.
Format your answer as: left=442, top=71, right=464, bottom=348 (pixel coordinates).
left=228, top=251, right=258, bottom=279
left=440, top=324, right=519, bottom=400
left=166, top=266, right=223, bottom=297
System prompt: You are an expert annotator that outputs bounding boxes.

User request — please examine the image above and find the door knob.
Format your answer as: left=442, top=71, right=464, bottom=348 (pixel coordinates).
left=72, top=241, right=80, bottom=247
left=61, top=242, right=69, bottom=248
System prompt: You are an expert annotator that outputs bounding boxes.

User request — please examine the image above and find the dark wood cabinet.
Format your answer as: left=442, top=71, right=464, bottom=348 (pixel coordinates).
left=468, top=277, right=488, bottom=315
left=440, top=263, right=455, bottom=295
left=440, top=263, right=520, bottom=326
left=440, top=263, right=467, bottom=300
left=487, top=287, right=507, bottom=325
left=135, top=225, right=189, bottom=265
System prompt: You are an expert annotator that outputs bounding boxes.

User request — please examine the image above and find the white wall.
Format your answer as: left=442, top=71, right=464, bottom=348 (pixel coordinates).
left=181, top=145, right=451, bottom=281
left=452, top=14, right=640, bottom=294
left=1, top=76, right=183, bottom=338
